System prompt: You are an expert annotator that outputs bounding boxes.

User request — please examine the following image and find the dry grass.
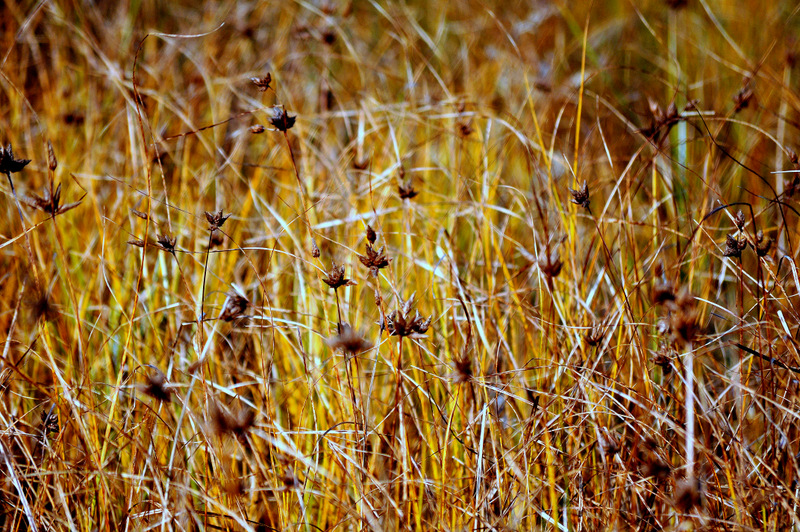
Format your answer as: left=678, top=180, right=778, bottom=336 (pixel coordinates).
left=2, top=0, right=800, bottom=529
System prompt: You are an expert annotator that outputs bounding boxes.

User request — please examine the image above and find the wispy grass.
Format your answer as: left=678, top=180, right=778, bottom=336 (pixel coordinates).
left=2, top=0, right=800, bottom=530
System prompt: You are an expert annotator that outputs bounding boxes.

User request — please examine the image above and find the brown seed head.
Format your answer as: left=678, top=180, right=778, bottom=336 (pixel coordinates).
left=250, top=124, right=265, bottom=134
left=141, top=370, right=174, bottom=403
left=722, top=233, right=747, bottom=258
left=322, top=262, right=356, bottom=290
left=156, top=234, right=177, bottom=254
left=674, top=477, right=704, bottom=512
left=204, top=209, right=231, bottom=230
left=538, top=248, right=563, bottom=279
left=454, top=356, right=473, bottom=383
left=326, top=323, right=372, bottom=356
left=734, top=209, right=746, bottom=230
left=569, top=180, right=590, bottom=209
left=756, top=231, right=772, bottom=257
left=250, top=73, right=272, bottom=92
left=584, top=323, right=605, bottom=347
left=22, top=183, right=81, bottom=216
left=398, top=181, right=419, bottom=200
left=209, top=401, right=256, bottom=441
left=270, top=107, right=296, bottom=132
left=358, top=243, right=391, bottom=277
left=733, top=84, right=754, bottom=112
left=366, top=225, right=377, bottom=245
left=46, top=140, right=57, bottom=171
left=0, top=144, right=30, bottom=175
left=219, top=291, right=249, bottom=322
left=386, top=296, right=431, bottom=338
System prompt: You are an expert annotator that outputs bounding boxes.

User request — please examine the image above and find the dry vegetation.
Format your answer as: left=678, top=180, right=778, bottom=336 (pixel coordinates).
left=2, top=0, right=800, bottom=529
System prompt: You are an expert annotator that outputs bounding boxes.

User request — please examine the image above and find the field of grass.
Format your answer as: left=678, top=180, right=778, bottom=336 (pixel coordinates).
left=2, top=0, right=800, bottom=529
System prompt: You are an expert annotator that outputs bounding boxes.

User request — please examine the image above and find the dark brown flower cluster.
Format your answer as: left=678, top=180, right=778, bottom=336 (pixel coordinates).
left=219, top=291, right=249, bottom=322
left=722, top=233, right=747, bottom=258
left=359, top=243, right=390, bottom=277
left=326, top=323, right=372, bottom=357
left=209, top=401, right=256, bottom=441
left=156, top=234, right=177, bottom=254
left=270, top=107, right=296, bottom=132
left=140, top=370, right=175, bottom=403
left=569, top=180, right=590, bottom=209
left=22, top=184, right=81, bottom=216
left=755, top=231, right=772, bottom=257
left=322, top=262, right=356, bottom=290
left=640, top=99, right=680, bottom=142
left=386, top=296, right=431, bottom=338
left=0, top=144, right=30, bottom=175
left=250, top=73, right=271, bottom=92
left=538, top=248, right=562, bottom=279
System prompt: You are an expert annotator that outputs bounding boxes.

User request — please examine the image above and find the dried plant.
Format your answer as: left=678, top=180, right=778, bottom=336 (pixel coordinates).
left=22, top=184, right=81, bottom=216
left=569, top=180, right=590, bottom=209
left=270, top=107, right=296, bottom=132
left=326, top=323, right=371, bottom=356
left=386, top=295, right=431, bottom=338
left=322, top=262, right=356, bottom=290
left=0, top=144, right=30, bottom=175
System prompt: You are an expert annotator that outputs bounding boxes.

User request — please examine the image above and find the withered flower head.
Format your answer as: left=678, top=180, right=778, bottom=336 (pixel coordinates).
left=733, top=84, right=754, bottom=112
left=734, top=209, right=746, bottom=230
left=156, top=234, right=177, bottom=254
left=652, top=279, right=676, bottom=305
left=250, top=124, right=265, bottom=134
left=598, top=427, right=620, bottom=456
left=722, top=233, right=747, bottom=258
left=652, top=345, right=674, bottom=374
left=386, top=295, right=431, bottom=338
left=665, top=0, right=688, bottom=8
left=671, top=290, right=699, bottom=343
left=326, top=323, right=372, bottom=356
left=322, top=262, right=356, bottom=290
left=270, top=107, right=296, bottom=132
left=0, top=144, right=30, bottom=175
left=538, top=248, right=562, bottom=279
left=25, top=286, right=60, bottom=323
left=250, top=73, right=272, bottom=92
left=311, top=239, right=321, bottom=258
left=366, top=225, right=377, bottom=245
left=140, top=370, right=174, bottom=403
left=358, top=243, right=390, bottom=277
left=209, top=401, right=256, bottom=441
left=130, top=208, right=149, bottom=220
left=46, top=140, right=57, bottom=171
left=569, top=180, right=590, bottom=209
left=398, top=181, right=419, bottom=200
left=22, top=184, right=81, bottom=216
left=674, top=477, right=704, bottom=513
left=454, top=356, right=473, bottom=383
left=204, top=209, right=231, bottom=230
left=219, top=291, right=249, bottom=322
left=584, top=323, right=605, bottom=347
left=756, top=230, right=772, bottom=257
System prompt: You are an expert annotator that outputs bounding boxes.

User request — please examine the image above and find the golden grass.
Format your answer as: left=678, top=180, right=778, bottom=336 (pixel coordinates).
left=2, top=0, right=800, bottom=529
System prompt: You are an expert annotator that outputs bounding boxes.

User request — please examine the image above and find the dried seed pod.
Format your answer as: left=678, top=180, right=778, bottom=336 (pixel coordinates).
left=250, top=124, right=265, bottom=134
left=46, top=140, right=57, bottom=171
left=0, top=144, right=30, bottom=174
left=756, top=231, right=772, bottom=257
left=250, top=73, right=272, bottom=91
left=358, top=243, right=390, bottom=277
left=722, top=234, right=747, bottom=258
left=270, top=107, right=296, bottom=132
left=569, top=180, right=590, bottom=209
left=734, top=209, right=745, bottom=231
left=322, top=262, right=356, bottom=289
left=326, top=323, right=371, bottom=356
left=219, top=291, right=249, bottom=322
left=538, top=248, right=563, bottom=279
